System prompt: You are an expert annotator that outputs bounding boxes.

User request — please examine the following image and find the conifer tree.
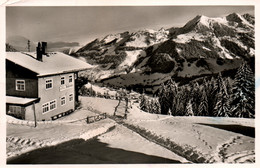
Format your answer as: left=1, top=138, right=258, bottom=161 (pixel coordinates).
left=186, top=99, right=194, bottom=116
left=213, top=73, right=231, bottom=117
left=230, top=62, right=255, bottom=118
left=151, top=98, right=161, bottom=114
left=190, top=81, right=201, bottom=116
left=170, top=82, right=178, bottom=116
left=175, top=85, right=189, bottom=116
left=206, top=76, right=218, bottom=116
left=158, top=80, right=177, bottom=115
left=198, top=88, right=208, bottom=116
left=172, top=90, right=181, bottom=116
left=140, top=94, right=148, bottom=112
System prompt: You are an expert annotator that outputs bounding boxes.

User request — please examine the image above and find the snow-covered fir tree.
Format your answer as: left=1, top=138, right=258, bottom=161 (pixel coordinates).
left=186, top=99, right=194, bottom=116
left=213, top=73, right=231, bottom=117
left=205, top=77, right=218, bottom=116
left=190, top=82, right=201, bottom=116
left=169, top=82, right=178, bottom=116
left=158, top=80, right=176, bottom=115
left=140, top=94, right=148, bottom=112
left=230, top=62, right=255, bottom=118
left=150, top=98, right=161, bottom=114
left=198, top=88, right=209, bottom=116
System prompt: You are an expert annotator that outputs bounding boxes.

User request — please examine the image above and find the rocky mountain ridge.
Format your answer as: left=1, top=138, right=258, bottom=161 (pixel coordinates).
left=68, top=13, right=254, bottom=92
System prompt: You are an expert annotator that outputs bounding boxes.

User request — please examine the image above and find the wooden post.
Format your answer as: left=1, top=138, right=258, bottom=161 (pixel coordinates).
left=125, top=98, right=128, bottom=113
left=33, top=102, right=37, bottom=127
left=124, top=97, right=128, bottom=119
left=114, top=98, right=121, bottom=116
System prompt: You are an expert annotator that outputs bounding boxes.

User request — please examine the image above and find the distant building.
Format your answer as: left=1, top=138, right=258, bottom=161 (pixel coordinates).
left=6, top=42, right=92, bottom=121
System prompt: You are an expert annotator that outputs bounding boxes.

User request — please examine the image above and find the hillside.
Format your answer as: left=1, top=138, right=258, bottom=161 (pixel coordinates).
left=73, top=13, right=254, bottom=93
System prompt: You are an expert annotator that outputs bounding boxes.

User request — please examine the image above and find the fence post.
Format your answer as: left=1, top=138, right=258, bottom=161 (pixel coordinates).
left=114, top=98, right=121, bottom=116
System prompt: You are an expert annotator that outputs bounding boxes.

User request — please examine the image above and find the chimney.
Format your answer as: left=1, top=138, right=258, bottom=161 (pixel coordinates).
left=36, top=42, right=42, bottom=61
left=42, top=42, right=47, bottom=55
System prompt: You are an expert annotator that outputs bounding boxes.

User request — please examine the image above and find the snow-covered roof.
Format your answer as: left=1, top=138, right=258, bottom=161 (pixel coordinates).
left=6, top=96, right=39, bottom=105
left=6, top=52, right=93, bottom=77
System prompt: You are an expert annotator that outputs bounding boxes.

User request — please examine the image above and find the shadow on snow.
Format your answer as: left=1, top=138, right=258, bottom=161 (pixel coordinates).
left=197, top=123, right=255, bottom=138
left=7, top=138, right=181, bottom=164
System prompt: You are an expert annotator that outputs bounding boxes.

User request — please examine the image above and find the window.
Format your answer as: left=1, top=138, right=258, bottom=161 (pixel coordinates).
left=16, top=80, right=25, bottom=91
left=69, top=94, right=73, bottom=101
left=42, top=100, right=57, bottom=114
left=69, top=75, right=73, bottom=83
left=61, top=96, right=66, bottom=106
left=61, top=77, right=65, bottom=85
left=42, top=102, right=49, bottom=113
left=8, top=105, right=24, bottom=119
left=50, top=100, right=57, bottom=110
left=46, top=79, right=53, bottom=89
left=9, top=105, right=22, bottom=113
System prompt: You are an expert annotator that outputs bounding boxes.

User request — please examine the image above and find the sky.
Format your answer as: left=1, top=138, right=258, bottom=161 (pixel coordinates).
left=6, top=6, right=254, bottom=46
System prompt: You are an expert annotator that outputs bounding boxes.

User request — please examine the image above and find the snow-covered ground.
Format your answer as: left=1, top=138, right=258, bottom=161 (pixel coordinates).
left=80, top=97, right=255, bottom=163
left=6, top=108, right=116, bottom=158
left=173, top=32, right=205, bottom=44
left=6, top=96, right=255, bottom=163
left=6, top=100, right=187, bottom=163
left=118, top=50, right=143, bottom=68
left=98, top=124, right=189, bottom=163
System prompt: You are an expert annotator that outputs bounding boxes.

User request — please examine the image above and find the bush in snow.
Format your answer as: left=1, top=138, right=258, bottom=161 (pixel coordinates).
left=80, top=86, right=96, bottom=97
left=140, top=94, right=161, bottom=114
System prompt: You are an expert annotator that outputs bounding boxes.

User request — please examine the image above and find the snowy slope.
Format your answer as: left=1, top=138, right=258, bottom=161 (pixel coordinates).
left=6, top=96, right=255, bottom=163
left=74, top=13, right=254, bottom=91
left=79, top=97, right=255, bottom=163
left=125, top=29, right=169, bottom=47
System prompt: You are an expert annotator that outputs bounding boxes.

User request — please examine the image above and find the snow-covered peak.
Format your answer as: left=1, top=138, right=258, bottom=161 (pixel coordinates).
left=242, top=13, right=254, bottom=25
left=181, top=13, right=255, bottom=35
left=102, top=33, right=121, bottom=44
left=101, top=31, right=130, bottom=44
left=134, top=29, right=156, bottom=36
left=126, top=28, right=169, bottom=48
left=226, top=13, right=254, bottom=28
left=198, top=15, right=211, bottom=27
left=184, top=15, right=228, bottom=30
left=226, top=13, right=243, bottom=22
left=143, top=28, right=156, bottom=34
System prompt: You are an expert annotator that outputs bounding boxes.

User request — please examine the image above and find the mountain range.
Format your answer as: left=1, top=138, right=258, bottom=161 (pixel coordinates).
left=7, top=13, right=254, bottom=94
left=72, top=13, right=254, bottom=93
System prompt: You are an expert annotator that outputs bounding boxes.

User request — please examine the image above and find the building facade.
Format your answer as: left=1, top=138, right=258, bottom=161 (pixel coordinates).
left=6, top=42, right=92, bottom=121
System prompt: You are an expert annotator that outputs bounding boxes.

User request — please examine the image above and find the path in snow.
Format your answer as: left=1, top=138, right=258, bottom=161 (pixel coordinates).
left=7, top=124, right=188, bottom=164
left=6, top=96, right=255, bottom=163
left=6, top=108, right=116, bottom=159
left=7, top=100, right=188, bottom=163
left=81, top=96, right=255, bottom=163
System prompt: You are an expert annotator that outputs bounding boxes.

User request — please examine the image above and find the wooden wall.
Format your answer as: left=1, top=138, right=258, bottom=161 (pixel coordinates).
left=6, top=60, right=38, bottom=98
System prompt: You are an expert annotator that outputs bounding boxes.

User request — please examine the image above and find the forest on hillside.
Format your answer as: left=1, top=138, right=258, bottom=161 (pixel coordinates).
left=140, top=62, right=255, bottom=118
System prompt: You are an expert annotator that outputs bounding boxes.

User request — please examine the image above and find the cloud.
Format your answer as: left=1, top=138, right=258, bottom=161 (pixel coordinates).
left=47, top=41, right=80, bottom=49
left=6, top=35, right=80, bottom=51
